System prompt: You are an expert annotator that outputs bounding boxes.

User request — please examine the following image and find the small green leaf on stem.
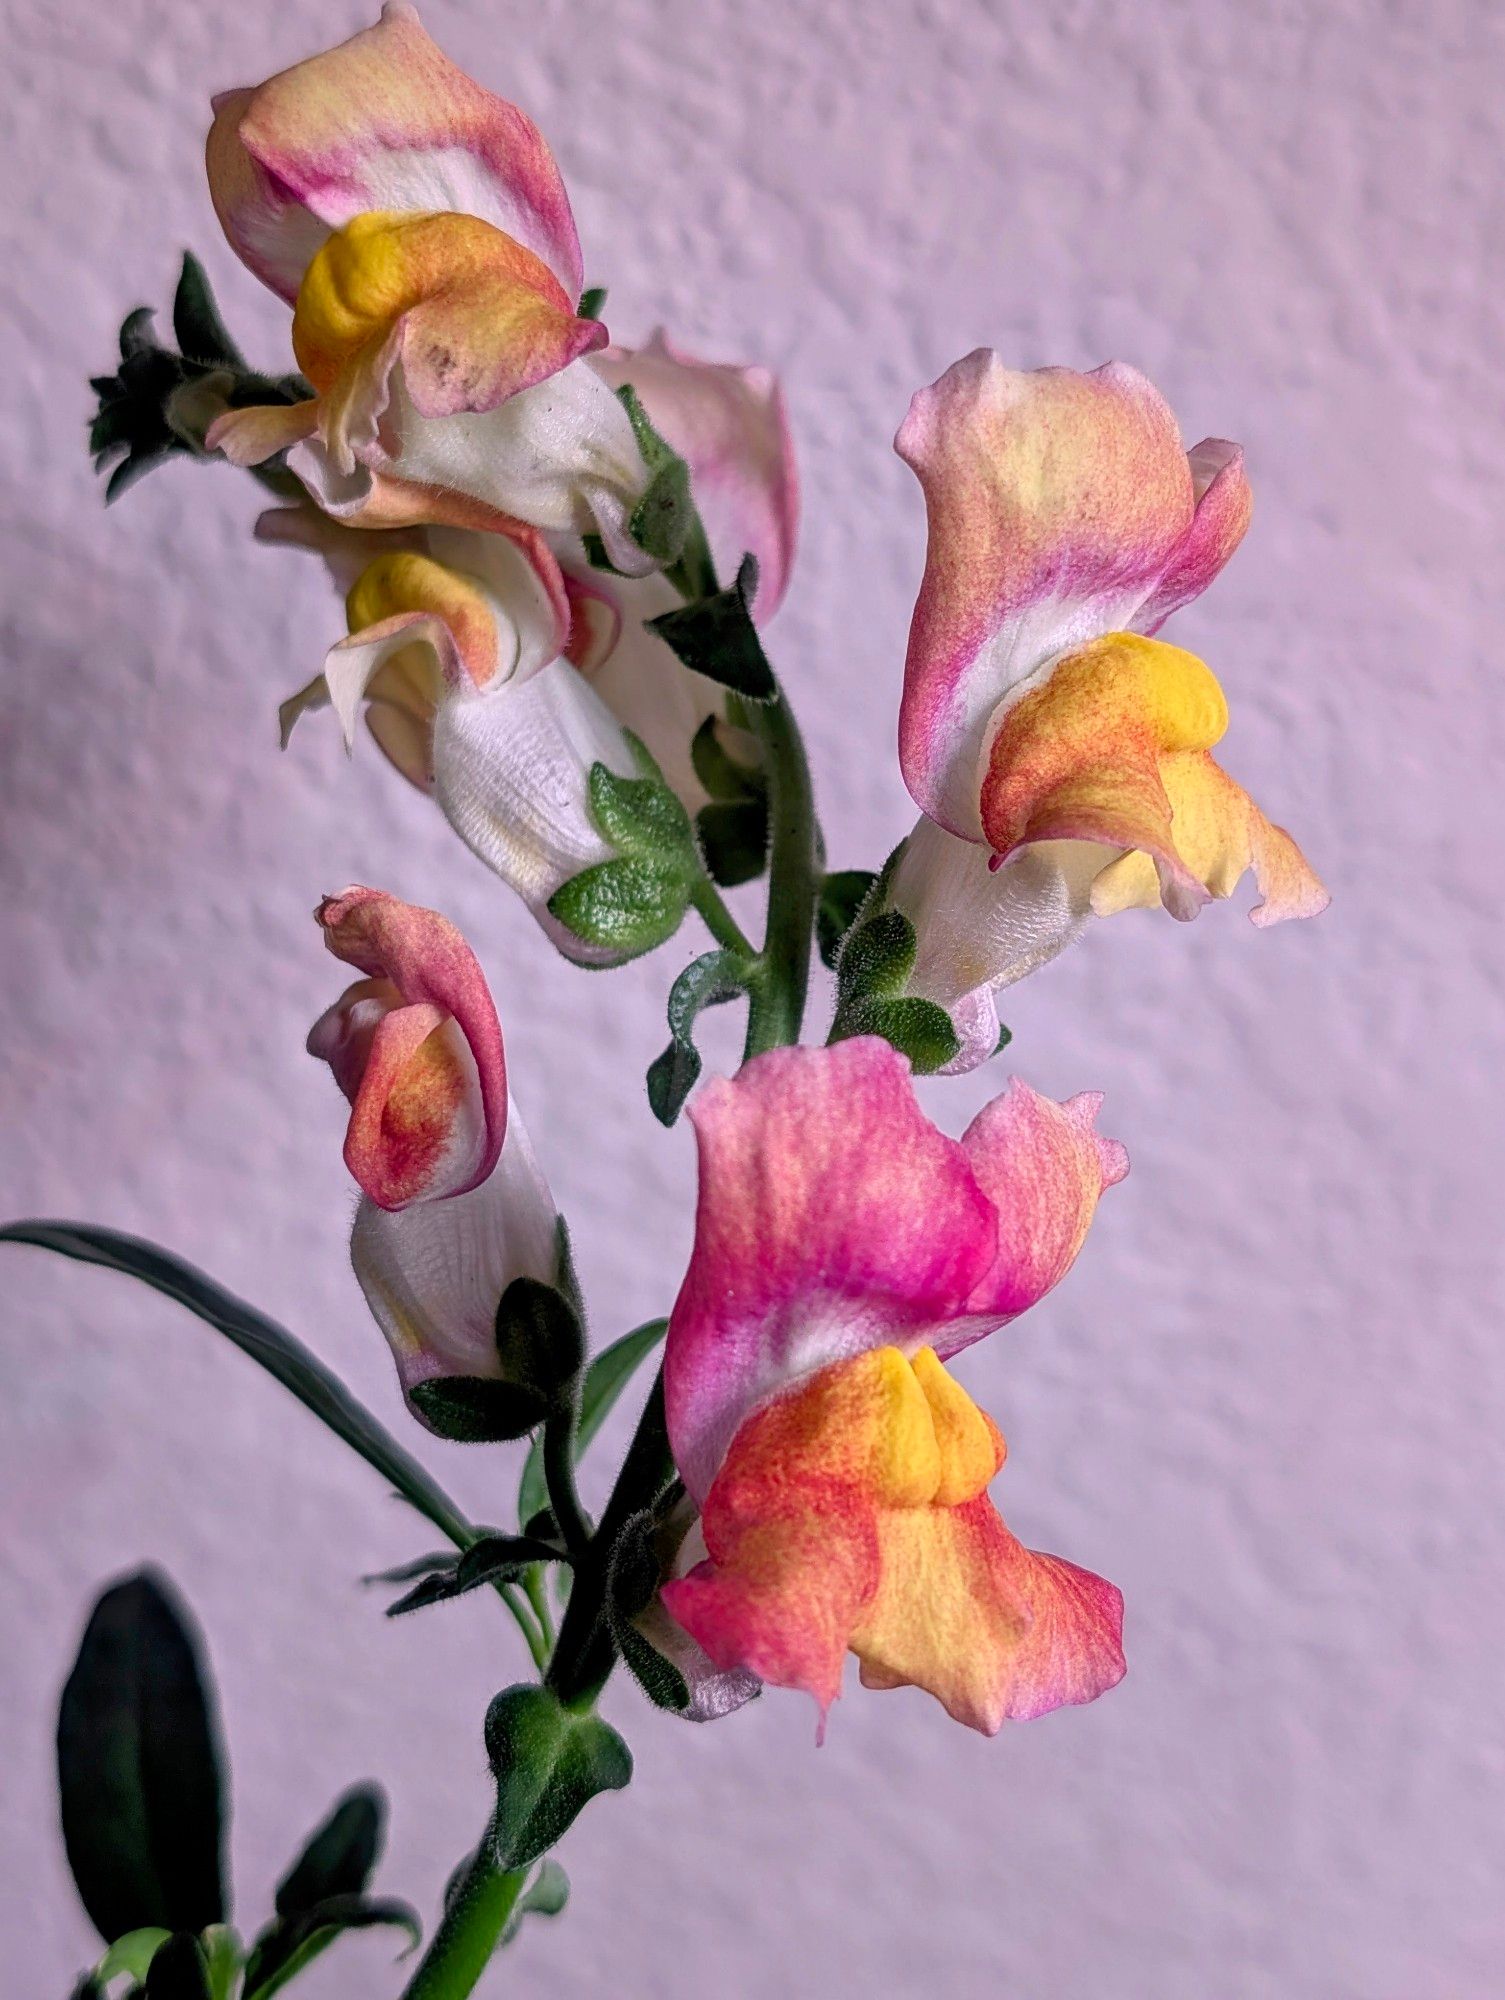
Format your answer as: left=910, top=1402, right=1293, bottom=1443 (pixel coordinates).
left=817, top=869, right=878, bottom=968
left=484, top=1686, right=632, bottom=1871
left=517, top=1320, right=668, bottom=1530
left=143, top=1934, right=212, bottom=2000
left=244, top=1896, right=419, bottom=2000
left=648, top=555, right=776, bottom=701
left=498, top=1860, right=570, bottom=1946
left=646, top=949, right=749, bottom=1126
left=275, top=1786, right=383, bottom=1917
left=387, top=1536, right=569, bottom=1617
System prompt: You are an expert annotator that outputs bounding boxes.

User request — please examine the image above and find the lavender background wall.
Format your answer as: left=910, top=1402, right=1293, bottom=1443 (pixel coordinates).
left=3, top=0, right=1501, bottom=1993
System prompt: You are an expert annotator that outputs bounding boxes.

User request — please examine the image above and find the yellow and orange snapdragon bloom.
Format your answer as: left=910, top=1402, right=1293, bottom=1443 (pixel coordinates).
left=879, top=353, right=1328, bottom=1068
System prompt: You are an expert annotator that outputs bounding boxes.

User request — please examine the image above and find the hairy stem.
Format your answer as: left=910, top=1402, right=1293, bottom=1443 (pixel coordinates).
left=743, top=693, right=818, bottom=1060
left=689, top=873, right=756, bottom=959
left=400, top=1840, right=526, bottom=2000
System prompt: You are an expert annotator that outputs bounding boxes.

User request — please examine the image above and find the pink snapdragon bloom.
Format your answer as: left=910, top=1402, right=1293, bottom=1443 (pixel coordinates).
left=882, top=353, right=1327, bottom=1068
left=658, top=1039, right=1128, bottom=1736
left=309, top=886, right=558, bottom=1419
left=203, top=5, right=652, bottom=566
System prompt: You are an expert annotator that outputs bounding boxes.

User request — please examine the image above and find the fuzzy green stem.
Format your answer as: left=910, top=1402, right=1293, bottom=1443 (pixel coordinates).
left=542, top=1410, right=592, bottom=1559
left=689, top=874, right=756, bottom=959
left=400, top=1841, right=526, bottom=2000
left=743, top=694, right=818, bottom=1059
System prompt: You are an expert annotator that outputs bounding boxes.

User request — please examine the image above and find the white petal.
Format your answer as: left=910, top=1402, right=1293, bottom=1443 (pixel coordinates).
left=351, top=1099, right=559, bottom=1396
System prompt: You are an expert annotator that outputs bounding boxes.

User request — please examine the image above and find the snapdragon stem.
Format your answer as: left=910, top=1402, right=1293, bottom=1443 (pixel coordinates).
left=743, top=692, right=817, bottom=1059
left=689, top=873, right=756, bottom=959
left=401, top=1841, right=527, bottom=2000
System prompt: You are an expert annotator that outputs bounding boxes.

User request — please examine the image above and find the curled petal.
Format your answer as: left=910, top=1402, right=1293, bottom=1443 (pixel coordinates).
left=432, top=657, right=639, bottom=964
left=311, top=886, right=507, bottom=1206
left=290, top=210, right=605, bottom=469
left=896, top=352, right=1250, bottom=835
left=949, top=1083, right=1128, bottom=1342
left=886, top=817, right=1109, bottom=1072
left=981, top=632, right=1326, bottom=923
left=351, top=1104, right=560, bottom=1416
left=207, top=1, right=584, bottom=303
left=1136, top=440, right=1252, bottom=634
left=207, top=399, right=318, bottom=467
left=664, top=1041, right=998, bottom=1502
left=593, top=330, right=800, bottom=616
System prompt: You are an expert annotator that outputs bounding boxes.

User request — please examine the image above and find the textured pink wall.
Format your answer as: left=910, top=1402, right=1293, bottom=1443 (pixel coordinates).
left=3, top=1, right=1501, bottom=1993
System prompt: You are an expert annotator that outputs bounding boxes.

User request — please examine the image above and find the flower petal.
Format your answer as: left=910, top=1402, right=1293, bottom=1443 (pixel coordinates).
left=207, top=1, right=583, bottom=303
left=853, top=1499, right=1126, bottom=1732
left=886, top=817, right=1110, bottom=1072
left=206, top=398, right=318, bottom=467
left=947, top=1083, right=1128, bottom=1344
left=311, top=886, right=507, bottom=1206
left=432, top=656, right=638, bottom=963
left=664, top=1041, right=998, bottom=1502
left=896, top=352, right=1249, bottom=836
left=351, top=1102, right=560, bottom=1415
left=593, top=329, right=800, bottom=616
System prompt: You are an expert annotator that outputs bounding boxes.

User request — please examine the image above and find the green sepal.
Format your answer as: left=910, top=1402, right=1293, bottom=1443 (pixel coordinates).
left=498, top=1860, right=570, bottom=1945
left=517, top=1319, right=667, bottom=1530
left=647, top=554, right=776, bottom=701
left=494, top=1274, right=585, bottom=1409
left=483, top=1686, right=632, bottom=1871
left=577, top=285, right=607, bottom=321
left=616, top=383, right=694, bottom=567
left=547, top=857, right=692, bottom=958
left=242, top=1897, right=419, bottom=2000
left=690, top=715, right=765, bottom=802
left=171, top=253, right=244, bottom=369
left=829, top=906, right=961, bottom=1073
left=143, top=1934, right=212, bottom=2000
left=696, top=801, right=768, bottom=886
left=586, top=746, right=696, bottom=866
left=606, top=1514, right=691, bottom=1713
left=58, top=1570, right=227, bottom=1943
left=386, top=1535, right=568, bottom=1617
left=817, top=869, right=878, bottom=969
left=407, top=1377, right=551, bottom=1444
left=829, top=995, right=961, bottom=1073
left=646, top=950, right=749, bottom=1127
left=274, top=1787, right=383, bottom=1919
left=995, top=1020, right=1014, bottom=1054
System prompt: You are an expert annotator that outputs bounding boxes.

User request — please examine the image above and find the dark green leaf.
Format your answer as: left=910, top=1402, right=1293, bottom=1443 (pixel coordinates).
left=171, top=254, right=244, bottom=369
left=830, top=995, right=961, bottom=1073
left=517, top=1321, right=667, bottom=1529
left=646, top=950, right=748, bottom=1127
left=617, top=1624, right=692, bottom=1712
left=0, top=1224, right=476, bottom=1550
left=995, top=1020, right=1014, bottom=1054
left=817, top=870, right=878, bottom=969
left=498, top=1860, right=569, bottom=1945
left=387, top=1535, right=566, bottom=1616
left=484, top=1685, right=632, bottom=1870
left=606, top=1514, right=690, bottom=1712
left=547, top=858, right=691, bottom=957
left=493, top=1275, right=584, bottom=1405
left=243, top=1895, right=419, bottom=2000
left=647, top=555, right=776, bottom=701
left=408, top=1376, right=551, bottom=1444
left=363, top=1551, right=456, bottom=1587
left=696, top=800, right=768, bottom=887
left=143, top=1934, right=211, bottom=2000
left=577, top=286, right=607, bottom=321
left=275, top=1785, right=383, bottom=1918
left=58, top=1571, right=226, bottom=1942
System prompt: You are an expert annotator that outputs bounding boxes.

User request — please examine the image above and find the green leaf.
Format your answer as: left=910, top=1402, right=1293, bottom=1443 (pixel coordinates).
left=696, top=800, right=769, bottom=887
left=817, top=869, right=878, bottom=969
left=0, top=1223, right=475, bottom=1549
left=830, top=995, right=961, bottom=1074
left=242, top=1896, right=419, bottom=2000
left=547, top=858, right=691, bottom=957
left=577, top=286, right=607, bottom=321
left=58, top=1571, right=227, bottom=1943
left=363, top=1551, right=456, bottom=1587
left=499, top=1859, right=570, bottom=1945
left=517, top=1320, right=667, bottom=1529
left=647, top=555, right=776, bottom=701
left=646, top=950, right=748, bottom=1127
left=275, top=1786, right=383, bottom=1918
left=198, top=1927, right=241, bottom=2000
left=494, top=1275, right=585, bottom=1406
left=630, top=457, right=692, bottom=566
left=586, top=745, right=696, bottom=865
left=94, top=1928, right=171, bottom=1985
left=407, top=1376, right=551, bottom=1444
left=387, top=1535, right=566, bottom=1616
left=143, top=1934, right=212, bottom=2000
left=171, top=254, right=244, bottom=369
left=484, top=1685, right=632, bottom=1870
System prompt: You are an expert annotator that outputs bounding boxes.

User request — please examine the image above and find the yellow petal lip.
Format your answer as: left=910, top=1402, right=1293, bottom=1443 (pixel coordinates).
left=981, top=632, right=1327, bottom=925
left=291, top=209, right=606, bottom=417
left=345, top=550, right=501, bottom=690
